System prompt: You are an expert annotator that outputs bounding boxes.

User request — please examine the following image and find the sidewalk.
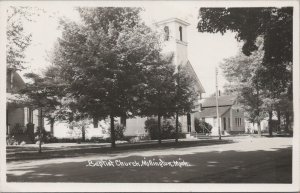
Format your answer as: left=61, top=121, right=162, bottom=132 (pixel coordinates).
left=7, top=138, right=233, bottom=161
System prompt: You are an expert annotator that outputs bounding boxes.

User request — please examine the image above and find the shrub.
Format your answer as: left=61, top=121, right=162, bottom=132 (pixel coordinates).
left=144, top=117, right=182, bottom=140
left=34, top=128, right=58, bottom=143
left=56, top=138, right=78, bottom=143
left=34, top=127, right=47, bottom=143
left=108, top=123, right=126, bottom=140
left=124, top=135, right=150, bottom=143
left=269, top=120, right=280, bottom=132
left=177, top=133, right=186, bottom=139
left=194, top=118, right=212, bottom=134
left=6, top=135, right=17, bottom=145
left=88, top=137, right=111, bottom=143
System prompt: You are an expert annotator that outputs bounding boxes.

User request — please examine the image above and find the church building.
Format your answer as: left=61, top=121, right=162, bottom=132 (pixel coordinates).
left=7, top=18, right=206, bottom=141
left=124, top=18, right=205, bottom=136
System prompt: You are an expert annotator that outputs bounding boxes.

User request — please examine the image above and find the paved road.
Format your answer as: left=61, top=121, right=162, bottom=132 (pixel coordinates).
left=6, top=136, right=292, bottom=183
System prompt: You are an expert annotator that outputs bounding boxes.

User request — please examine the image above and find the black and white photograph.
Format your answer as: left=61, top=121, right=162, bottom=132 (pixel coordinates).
left=0, top=0, right=299, bottom=192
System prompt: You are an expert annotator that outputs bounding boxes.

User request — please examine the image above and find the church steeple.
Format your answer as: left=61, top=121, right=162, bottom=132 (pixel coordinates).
left=155, top=18, right=190, bottom=67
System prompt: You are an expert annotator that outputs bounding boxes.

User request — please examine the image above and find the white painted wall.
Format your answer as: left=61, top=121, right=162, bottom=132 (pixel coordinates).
left=157, top=19, right=189, bottom=67
left=229, top=108, right=245, bottom=132
left=125, top=117, right=148, bottom=136
left=245, top=120, right=268, bottom=133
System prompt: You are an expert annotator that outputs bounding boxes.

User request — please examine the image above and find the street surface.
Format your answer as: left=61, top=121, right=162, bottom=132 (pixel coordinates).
left=7, top=136, right=292, bottom=183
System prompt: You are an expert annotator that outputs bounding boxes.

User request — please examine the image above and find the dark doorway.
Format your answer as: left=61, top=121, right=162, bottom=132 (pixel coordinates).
left=223, top=117, right=226, bottom=130
left=187, top=113, right=191, bottom=132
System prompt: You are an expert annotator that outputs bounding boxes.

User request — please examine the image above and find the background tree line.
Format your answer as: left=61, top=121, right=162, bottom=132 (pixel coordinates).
left=197, top=7, right=293, bottom=136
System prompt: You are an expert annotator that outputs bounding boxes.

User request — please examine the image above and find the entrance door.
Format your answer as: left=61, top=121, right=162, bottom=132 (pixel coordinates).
left=187, top=113, right=191, bottom=132
left=223, top=117, right=226, bottom=130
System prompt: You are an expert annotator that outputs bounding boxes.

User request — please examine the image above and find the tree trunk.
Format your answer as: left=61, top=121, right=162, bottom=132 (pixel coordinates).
left=175, top=112, right=179, bottom=143
left=81, top=126, right=85, bottom=142
left=277, top=110, right=281, bottom=132
left=268, top=111, right=273, bottom=137
left=38, top=107, right=43, bottom=153
left=38, top=108, right=43, bottom=129
left=121, top=115, right=126, bottom=127
left=38, top=135, right=42, bottom=153
left=158, top=114, right=161, bottom=144
left=257, top=121, right=262, bottom=137
left=93, top=116, right=98, bottom=128
left=285, top=111, right=290, bottom=132
left=50, top=118, right=54, bottom=135
left=110, top=115, right=116, bottom=148
left=255, top=81, right=261, bottom=137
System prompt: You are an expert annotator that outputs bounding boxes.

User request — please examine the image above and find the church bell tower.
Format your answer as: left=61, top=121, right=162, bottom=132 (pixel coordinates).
left=155, top=18, right=190, bottom=67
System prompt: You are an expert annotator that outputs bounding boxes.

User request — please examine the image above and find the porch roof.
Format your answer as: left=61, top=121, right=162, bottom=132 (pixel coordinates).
left=196, top=106, right=231, bottom=118
left=201, top=95, right=236, bottom=108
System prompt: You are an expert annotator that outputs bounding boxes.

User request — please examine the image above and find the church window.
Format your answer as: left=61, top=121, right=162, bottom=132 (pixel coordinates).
left=179, top=26, right=183, bottom=41
left=164, top=26, right=169, bottom=41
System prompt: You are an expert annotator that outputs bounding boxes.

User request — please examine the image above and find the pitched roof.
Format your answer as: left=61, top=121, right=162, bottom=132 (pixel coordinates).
left=186, top=60, right=205, bottom=94
left=201, top=95, right=236, bottom=108
left=196, top=106, right=231, bottom=118
left=154, top=18, right=190, bottom=27
left=7, top=70, right=25, bottom=93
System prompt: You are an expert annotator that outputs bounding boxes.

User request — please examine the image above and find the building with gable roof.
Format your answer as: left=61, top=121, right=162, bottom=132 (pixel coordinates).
left=6, top=69, right=42, bottom=143
left=195, top=95, right=245, bottom=135
left=7, top=17, right=206, bottom=141
left=124, top=18, right=205, bottom=136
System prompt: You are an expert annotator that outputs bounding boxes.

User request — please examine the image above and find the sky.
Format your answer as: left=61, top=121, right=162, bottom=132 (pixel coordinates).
left=21, top=4, right=240, bottom=97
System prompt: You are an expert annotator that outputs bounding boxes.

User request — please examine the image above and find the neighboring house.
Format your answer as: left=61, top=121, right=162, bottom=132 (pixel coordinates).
left=6, top=69, right=42, bottom=143
left=195, top=95, right=245, bottom=135
left=7, top=69, right=27, bottom=135
left=124, top=18, right=205, bottom=136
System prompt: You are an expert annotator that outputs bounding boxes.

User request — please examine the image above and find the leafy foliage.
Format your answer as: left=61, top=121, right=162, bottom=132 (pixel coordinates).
left=174, top=64, right=199, bottom=115
left=194, top=118, right=212, bottom=134
left=68, top=119, right=92, bottom=142
left=221, top=39, right=266, bottom=127
left=20, top=68, right=64, bottom=112
left=198, top=8, right=292, bottom=62
left=108, top=123, right=126, bottom=140
left=6, top=7, right=43, bottom=70
left=199, top=7, right=293, bottom=134
left=52, top=7, right=163, bottom=147
left=139, top=54, right=176, bottom=117
left=34, top=128, right=57, bottom=143
left=198, top=7, right=292, bottom=99
left=144, top=117, right=182, bottom=140
left=16, top=66, right=65, bottom=151
left=49, top=7, right=201, bottom=145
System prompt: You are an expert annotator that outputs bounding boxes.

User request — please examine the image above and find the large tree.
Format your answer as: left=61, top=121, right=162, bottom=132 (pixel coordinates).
left=6, top=7, right=43, bottom=70
left=18, top=69, right=64, bottom=153
left=221, top=39, right=265, bottom=136
left=139, top=54, right=176, bottom=144
left=198, top=7, right=293, bottom=134
left=53, top=7, right=162, bottom=147
left=173, top=64, right=199, bottom=143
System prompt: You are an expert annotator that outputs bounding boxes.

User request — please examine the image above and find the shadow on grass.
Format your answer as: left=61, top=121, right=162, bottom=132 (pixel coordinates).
left=7, top=146, right=292, bottom=183
left=7, top=139, right=233, bottom=161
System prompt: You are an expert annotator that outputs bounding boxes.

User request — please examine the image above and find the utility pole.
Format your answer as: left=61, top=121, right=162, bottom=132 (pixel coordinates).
left=215, top=67, right=221, bottom=140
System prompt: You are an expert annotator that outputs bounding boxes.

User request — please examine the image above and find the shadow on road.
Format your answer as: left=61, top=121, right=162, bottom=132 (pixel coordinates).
left=7, top=146, right=292, bottom=183
left=7, top=139, right=233, bottom=161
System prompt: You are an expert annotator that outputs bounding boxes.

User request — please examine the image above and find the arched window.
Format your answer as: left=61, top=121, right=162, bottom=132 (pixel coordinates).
left=164, top=26, right=169, bottom=41
left=179, top=26, right=182, bottom=41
